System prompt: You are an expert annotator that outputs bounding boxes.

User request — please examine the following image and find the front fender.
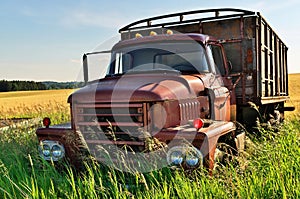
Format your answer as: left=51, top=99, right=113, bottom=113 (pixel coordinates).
left=199, top=121, right=236, bottom=173
left=154, top=120, right=236, bottom=173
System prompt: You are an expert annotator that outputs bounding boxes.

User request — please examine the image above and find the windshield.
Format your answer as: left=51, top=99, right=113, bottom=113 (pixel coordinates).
left=83, top=51, right=111, bottom=82
left=108, top=41, right=210, bottom=76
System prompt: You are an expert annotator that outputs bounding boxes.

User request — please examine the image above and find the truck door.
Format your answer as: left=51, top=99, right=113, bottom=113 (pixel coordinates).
left=208, top=43, right=236, bottom=120
left=209, top=44, right=231, bottom=88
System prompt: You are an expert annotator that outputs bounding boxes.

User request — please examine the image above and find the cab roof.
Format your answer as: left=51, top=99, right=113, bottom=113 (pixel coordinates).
left=112, top=33, right=217, bottom=51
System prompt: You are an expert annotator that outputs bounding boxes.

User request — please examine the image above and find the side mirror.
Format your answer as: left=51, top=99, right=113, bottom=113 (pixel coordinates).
left=83, top=54, right=88, bottom=84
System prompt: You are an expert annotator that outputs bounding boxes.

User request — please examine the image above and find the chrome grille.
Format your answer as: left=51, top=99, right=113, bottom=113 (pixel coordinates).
left=74, top=103, right=148, bottom=151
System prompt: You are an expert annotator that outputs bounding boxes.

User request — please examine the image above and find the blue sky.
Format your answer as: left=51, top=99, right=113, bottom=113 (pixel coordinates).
left=1, top=0, right=299, bottom=81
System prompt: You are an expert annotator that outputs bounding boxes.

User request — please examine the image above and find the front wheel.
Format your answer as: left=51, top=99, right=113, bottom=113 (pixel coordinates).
left=214, top=123, right=248, bottom=170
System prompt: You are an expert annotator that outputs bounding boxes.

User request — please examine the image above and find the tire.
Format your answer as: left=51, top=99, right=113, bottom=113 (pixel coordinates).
left=214, top=122, right=248, bottom=170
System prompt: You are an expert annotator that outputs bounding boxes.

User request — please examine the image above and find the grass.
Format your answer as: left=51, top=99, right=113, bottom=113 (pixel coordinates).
left=0, top=74, right=299, bottom=198
left=0, top=118, right=299, bottom=198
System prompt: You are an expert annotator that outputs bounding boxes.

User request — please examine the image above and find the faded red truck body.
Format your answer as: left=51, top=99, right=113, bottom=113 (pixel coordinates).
left=36, top=9, right=292, bottom=173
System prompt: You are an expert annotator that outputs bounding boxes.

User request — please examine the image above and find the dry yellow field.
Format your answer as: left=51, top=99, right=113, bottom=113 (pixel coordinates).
left=0, top=89, right=75, bottom=119
left=286, top=73, right=300, bottom=118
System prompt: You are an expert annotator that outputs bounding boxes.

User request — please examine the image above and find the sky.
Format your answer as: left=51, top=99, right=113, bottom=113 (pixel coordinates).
left=1, top=0, right=299, bottom=82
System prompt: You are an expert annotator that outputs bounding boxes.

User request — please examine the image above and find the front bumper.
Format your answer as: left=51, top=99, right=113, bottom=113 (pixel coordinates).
left=36, top=120, right=236, bottom=173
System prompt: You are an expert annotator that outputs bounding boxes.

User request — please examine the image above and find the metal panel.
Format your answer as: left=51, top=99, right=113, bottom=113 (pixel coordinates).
left=179, top=101, right=200, bottom=122
left=257, top=14, right=288, bottom=103
left=200, top=17, right=257, bottom=104
left=201, top=14, right=288, bottom=105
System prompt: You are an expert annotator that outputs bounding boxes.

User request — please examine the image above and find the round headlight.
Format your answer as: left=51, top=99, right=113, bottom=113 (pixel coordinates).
left=52, top=145, right=64, bottom=158
left=42, top=145, right=51, bottom=157
left=167, top=146, right=203, bottom=168
left=185, top=148, right=202, bottom=167
left=169, top=150, right=184, bottom=165
left=186, top=153, right=199, bottom=167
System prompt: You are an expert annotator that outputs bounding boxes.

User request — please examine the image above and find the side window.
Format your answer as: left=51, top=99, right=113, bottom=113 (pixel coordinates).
left=209, top=45, right=226, bottom=76
left=121, top=53, right=132, bottom=73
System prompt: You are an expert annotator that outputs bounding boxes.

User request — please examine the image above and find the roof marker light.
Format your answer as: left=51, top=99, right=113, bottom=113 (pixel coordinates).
left=166, top=30, right=173, bottom=35
left=135, top=33, right=143, bottom=38
left=150, top=31, right=157, bottom=36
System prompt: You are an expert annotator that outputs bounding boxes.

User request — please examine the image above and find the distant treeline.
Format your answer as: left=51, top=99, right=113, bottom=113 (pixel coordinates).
left=42, top=81, right=84, bottom=90
left=0, top=80, right=84, bottom=92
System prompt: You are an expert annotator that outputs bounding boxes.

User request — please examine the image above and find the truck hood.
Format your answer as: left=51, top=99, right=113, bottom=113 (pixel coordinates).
left=69, top=72, right=206, bottom=103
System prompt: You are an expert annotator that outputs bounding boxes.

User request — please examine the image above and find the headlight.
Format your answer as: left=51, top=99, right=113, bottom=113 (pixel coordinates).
left=42, top=144, right=51, bottom=157
left=52, top=145, right=64, bottom=158
left=185, top=148, right=202, bottom=167
left=169, top=150, right=184, bottom=165
left=39, top=140, right=65, bottom=161
left=167, top=146, right=203, bottom=168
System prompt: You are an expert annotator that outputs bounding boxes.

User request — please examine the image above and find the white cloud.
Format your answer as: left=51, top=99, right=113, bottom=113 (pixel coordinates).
left=70, top=59, right=81, bottom=64
left=61, top=9, right=130, bottom=29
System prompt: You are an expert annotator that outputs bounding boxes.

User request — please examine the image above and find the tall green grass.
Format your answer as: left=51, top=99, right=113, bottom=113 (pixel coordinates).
left=0, top=115, right=299, bottom=198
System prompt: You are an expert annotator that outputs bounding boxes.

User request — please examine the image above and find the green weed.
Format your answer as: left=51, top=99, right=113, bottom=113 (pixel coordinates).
left=0, top=115, right=299, bottom=198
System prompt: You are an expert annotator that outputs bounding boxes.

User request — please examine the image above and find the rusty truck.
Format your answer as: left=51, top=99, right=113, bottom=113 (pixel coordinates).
left=36, top=8, right=293, bottom=173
